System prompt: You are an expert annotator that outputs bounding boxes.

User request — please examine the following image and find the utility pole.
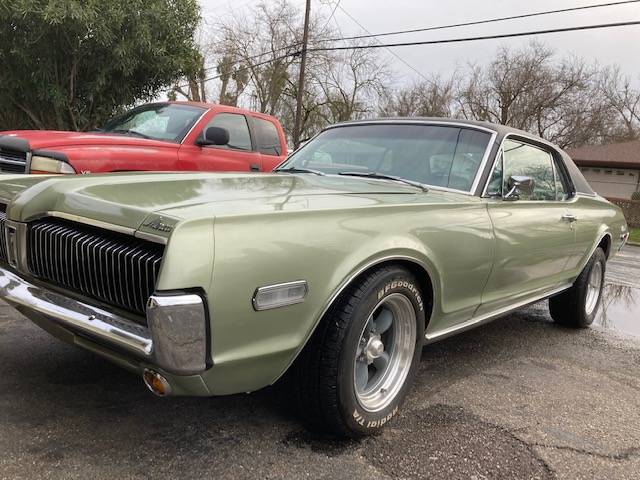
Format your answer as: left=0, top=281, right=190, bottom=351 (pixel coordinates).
left=293, top=0, right=311, bottom=150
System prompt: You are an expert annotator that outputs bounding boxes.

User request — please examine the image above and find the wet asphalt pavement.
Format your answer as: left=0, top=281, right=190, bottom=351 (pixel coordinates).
left=1, top=247, right=639, bottom=479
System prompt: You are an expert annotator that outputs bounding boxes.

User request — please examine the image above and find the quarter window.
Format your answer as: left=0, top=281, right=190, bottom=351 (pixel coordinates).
left=253, top=117, right=282, bottom=156
left=204, top=113, right=252, bottom=151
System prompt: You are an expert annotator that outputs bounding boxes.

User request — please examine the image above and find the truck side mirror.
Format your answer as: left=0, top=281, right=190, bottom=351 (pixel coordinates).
left=197, top=126, right=229, bottom=146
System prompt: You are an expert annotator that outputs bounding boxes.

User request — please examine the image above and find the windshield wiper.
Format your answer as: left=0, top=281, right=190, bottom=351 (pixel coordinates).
left=275, top=167, right=326, bottom=176
left=338, top=171, right=429, bottom=192
left=109, top=129, right=153, bottom=140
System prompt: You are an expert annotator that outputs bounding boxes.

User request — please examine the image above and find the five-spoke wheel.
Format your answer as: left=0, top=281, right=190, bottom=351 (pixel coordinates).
left=354, top=294, right=417, bottom=412
left=291, top=265, right=426, bottom=437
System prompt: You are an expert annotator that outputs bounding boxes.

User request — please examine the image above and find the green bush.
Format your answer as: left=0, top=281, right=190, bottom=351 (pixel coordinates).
left=632, top=191, right=640, bottom=201
left=0, top=0, right=202, bottom=131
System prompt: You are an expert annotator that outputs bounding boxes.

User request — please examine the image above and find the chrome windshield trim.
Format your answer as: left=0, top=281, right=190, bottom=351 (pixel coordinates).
left=283, top=120, right=498, bottom=196
left=469, top=131, right=498, bottom=194
left=323, top=119, right=499, bottom=135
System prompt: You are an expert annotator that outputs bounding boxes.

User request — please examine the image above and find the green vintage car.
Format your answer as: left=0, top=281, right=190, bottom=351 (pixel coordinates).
left=0, top=119, right=629, bottom=436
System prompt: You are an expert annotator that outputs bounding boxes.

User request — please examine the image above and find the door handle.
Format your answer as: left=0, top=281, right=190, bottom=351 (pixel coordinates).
left=250, top=164, right=260, bottom=172
left=561, top=213, right=578, bottom=223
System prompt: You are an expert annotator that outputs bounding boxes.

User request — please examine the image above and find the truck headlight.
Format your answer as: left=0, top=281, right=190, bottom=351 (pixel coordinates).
left=30, top=155, right=76, bottom=174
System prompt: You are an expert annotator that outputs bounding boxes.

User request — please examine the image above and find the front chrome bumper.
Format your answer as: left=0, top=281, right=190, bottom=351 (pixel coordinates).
left=0, top=266, right=208, bottom=375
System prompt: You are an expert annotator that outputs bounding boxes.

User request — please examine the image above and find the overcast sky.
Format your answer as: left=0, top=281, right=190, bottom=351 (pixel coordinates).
left=199, top=0, right=640, bottom=84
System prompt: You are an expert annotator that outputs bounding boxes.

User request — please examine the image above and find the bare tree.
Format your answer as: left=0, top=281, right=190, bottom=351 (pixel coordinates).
left=380, top=75, right=455, bottom=117
left=599, top=66, right=640, bottom=140
left=201, top=7, right=639, bottom=150
left=453, top=41, right=637, bottom=148
left=315, top=43, right=390, bottom=124
left=202, top=0, right=391, bottom=142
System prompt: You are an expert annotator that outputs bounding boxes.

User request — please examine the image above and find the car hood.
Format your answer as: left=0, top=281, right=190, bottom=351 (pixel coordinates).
left=0, top=172, right=471, bottom=239
left=1, top=130, right=176, bottom=150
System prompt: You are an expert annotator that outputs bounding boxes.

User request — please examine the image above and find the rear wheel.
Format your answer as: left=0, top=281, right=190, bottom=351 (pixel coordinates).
left=549, top=247, right=606, bottom=328
left=291, top=266, right=426, bottom=437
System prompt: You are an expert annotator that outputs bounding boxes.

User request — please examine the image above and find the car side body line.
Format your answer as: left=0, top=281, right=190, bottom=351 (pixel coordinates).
left=425, top=282, right=572, bottom=343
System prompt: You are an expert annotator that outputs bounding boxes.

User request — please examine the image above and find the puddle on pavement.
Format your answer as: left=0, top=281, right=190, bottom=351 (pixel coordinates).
left=593, top=284, right=640, bottom=338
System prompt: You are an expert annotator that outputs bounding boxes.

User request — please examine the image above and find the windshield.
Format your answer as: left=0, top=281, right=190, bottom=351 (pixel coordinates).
left=279, top=124, right=493, bottom=192
left=101, top=103, right=206, bottom=143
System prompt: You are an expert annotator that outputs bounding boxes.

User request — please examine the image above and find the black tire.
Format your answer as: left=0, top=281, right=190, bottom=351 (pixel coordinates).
left=290, top=265, right=426, bottom=437
left=549, top=247, right=606, bottom=328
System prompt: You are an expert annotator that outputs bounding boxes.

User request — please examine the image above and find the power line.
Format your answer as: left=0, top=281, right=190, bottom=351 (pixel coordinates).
left=322, top=0, right=640, bottom=43
left=306, top=20, right=640, bottom=52
left=321, top=0, right=341, bottom=31
left=333, top=2, right=431, bottom=82
left=168, top=17, right=640, bottom=94
left=194, top=1, right=639, bottom=77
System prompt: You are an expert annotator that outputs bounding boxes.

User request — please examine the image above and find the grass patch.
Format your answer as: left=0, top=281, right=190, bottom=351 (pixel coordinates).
left=629, top=227, right=640, bottom=246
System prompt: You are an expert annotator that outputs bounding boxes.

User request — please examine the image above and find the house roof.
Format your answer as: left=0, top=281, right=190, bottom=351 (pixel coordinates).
left=565, top=140, right=640, bottom=169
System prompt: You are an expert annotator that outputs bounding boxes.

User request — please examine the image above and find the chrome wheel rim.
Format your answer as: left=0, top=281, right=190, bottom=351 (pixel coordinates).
left=585, top=261, right=603, bottom=315
left=353, top=293, right=417, bottom=413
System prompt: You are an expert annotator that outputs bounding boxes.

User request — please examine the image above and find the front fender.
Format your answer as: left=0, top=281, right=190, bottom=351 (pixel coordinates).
left=199, top=202, right=493, bottom=395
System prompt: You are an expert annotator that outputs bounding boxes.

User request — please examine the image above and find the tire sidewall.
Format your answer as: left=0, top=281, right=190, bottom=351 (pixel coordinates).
left=578, top=249, right=606, bottom=325
left=336, top=268, right=426, bottom=435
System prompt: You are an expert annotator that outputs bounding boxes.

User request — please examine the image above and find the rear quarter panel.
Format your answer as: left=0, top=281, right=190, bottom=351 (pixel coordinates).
left=570, top=194, right=627, bottom=275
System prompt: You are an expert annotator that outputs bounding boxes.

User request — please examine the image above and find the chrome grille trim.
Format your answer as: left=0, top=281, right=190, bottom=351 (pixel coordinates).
left=0, top=206, right=7, bottom=263
left=0, top=149, right=27, bottom=173
left=27, top=218, right=164, bottom=319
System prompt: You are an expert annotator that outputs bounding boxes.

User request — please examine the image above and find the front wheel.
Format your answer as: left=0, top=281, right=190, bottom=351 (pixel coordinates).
left=549, top=247, right=606, bottom=328
left=292, top=266, right=426, bottom=437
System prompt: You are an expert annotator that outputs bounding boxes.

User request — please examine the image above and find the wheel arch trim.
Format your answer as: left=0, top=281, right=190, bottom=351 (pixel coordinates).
left=271, top=254, right=438, bottom=385
left=577, top=230, right=613, bottom=275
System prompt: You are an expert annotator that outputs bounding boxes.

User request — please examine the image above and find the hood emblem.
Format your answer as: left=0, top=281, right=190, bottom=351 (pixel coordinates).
left=142, top=217, right=173, bottom=233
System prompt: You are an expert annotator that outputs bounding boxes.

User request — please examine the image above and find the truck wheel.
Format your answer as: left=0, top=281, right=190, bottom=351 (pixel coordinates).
left=292, top=266, right=426, bottom=437
left=549, top=247, right=606, bottom=328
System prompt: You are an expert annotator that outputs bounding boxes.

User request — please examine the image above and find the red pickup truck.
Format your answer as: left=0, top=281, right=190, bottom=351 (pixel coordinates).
left=0, top=102, right=288, bottom=174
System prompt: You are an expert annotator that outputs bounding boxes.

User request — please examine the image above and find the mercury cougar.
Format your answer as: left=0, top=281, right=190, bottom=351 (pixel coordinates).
left=0, top=118, right=629, bottom=437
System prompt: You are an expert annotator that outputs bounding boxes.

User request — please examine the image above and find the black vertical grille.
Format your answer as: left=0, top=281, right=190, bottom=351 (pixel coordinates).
left=27, top=218, right=164, bottom=319
left=0, top=205, right=7, bottom=263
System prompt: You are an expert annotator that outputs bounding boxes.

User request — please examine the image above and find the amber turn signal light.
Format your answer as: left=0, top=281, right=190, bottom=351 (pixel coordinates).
left=143, top=369, right=172, bottom=397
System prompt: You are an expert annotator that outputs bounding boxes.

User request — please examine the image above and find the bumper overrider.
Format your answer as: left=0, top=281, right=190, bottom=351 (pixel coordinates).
left=0, top=266, right=209, bottom=392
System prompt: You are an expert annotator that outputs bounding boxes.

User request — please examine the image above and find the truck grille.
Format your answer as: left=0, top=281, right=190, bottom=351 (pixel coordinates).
left=0, top=205, right=7, bottom=263
left=0, top=150, right=27, bottom=173
left=27, top=218, right=164, bottom=319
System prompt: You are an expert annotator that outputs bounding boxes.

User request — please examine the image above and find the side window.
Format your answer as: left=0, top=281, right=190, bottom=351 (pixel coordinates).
left=486, top=153, right=503, bottom=196
left=503, top=139, right=555, bottom=201
left=253, top=118, right=282, bottom=156
left=447, top=129, right=492, bottom=191
left=205, top=113, right=252, bottom=151
left=552, top=159, right=570, bottom=201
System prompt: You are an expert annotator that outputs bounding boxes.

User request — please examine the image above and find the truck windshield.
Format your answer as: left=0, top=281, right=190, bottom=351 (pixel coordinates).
left=101, top=103, right=206, bottom=143
left=277, top=124, right=493, bottom=192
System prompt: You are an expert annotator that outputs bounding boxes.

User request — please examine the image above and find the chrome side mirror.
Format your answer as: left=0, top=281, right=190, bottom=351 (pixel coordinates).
left=505, top=175, right=534, bottom=200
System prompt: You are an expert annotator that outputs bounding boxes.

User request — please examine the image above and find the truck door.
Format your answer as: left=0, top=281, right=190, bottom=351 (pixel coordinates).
left=178, top=112, right=261, bottom=172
